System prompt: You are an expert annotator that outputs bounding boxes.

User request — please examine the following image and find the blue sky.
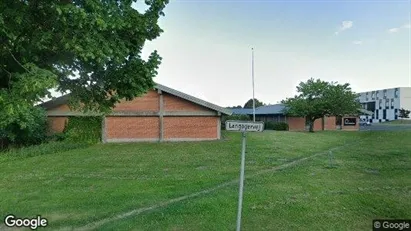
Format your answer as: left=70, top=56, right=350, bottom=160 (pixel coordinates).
left=137, top=0, right=411, bottom=107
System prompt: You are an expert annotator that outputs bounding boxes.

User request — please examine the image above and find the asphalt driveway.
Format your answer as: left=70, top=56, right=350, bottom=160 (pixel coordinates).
left=360, top=124, right=411, bottom=131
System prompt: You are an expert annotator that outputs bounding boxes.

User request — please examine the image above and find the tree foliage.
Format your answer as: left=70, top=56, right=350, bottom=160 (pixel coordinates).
left=226, top=105, right=242, bottom=109
left=399, top=108, right=410, bottom=118
left=282, top=78, right=360, bottom=132
left=0, top=0, right=168, bottom=145
left=244, top=98, right=265, bottom=109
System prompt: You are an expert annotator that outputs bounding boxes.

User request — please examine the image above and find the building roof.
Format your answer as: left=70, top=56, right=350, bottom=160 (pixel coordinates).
left=254, top=104, right=286, bottom=115
left=230, top=108, right=254, bottom=115
left=231, top=103, right=373, bottom=117
left=231, top=104, right=286, bottom=115
left=39, top=83, right=232, bottom=115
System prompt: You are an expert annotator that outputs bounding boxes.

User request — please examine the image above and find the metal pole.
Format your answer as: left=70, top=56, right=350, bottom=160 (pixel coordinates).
left=252, top=48, right=255, bottom=122
left=236, top=131, right=247, bottom=231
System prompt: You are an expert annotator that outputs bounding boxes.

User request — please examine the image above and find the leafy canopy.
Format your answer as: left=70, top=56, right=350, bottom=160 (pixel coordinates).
left=282, top=78, right=360, bottom=131
left=244, top=98, right=265, bottom=109
left=0, top=0, right=168, bottom=142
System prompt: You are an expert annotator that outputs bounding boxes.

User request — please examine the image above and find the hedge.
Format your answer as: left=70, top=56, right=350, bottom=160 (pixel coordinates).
left=265, top=121, right=289, bottom=131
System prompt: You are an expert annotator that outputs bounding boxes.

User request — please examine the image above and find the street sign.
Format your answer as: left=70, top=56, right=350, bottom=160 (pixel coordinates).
left=225, top=120, right=264, bottom=132
left=226, top=120, right=264, bottom=231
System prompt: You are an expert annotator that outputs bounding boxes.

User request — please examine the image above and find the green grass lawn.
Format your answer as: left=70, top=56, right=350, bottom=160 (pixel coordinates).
left=1, top=131, right=410, bottom=230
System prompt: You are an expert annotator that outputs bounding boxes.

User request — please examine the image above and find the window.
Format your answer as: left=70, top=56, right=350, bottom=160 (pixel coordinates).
left=379, top=99, right=382, bottom=109
left=376, top=110, right=379, bottom=119
left=383, top=90, right=387, bottom=98
left=391, top=99, right=394, bottom=109
left=395, top=88, right=399, bottom=98
left=385, top=99, right=389, bottom=108
left=376, top=91, right=379, bottom=99
left=372, top=91, right=375, bottom=99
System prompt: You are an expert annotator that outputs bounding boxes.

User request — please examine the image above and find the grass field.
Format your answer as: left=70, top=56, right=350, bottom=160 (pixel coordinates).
left=1, top=131, right=410, bottom=230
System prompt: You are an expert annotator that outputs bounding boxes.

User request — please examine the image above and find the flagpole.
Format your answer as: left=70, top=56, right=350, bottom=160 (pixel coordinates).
left=252, top=48, right=255, bottom=122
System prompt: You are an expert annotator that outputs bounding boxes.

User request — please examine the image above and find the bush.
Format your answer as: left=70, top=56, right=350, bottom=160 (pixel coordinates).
left=221, top=114, right=251, bottom=129
left=0, top=107, right=48, bottom=149
left=0, top=141, right=90, bottom=162
left=265, top=121, right=289, bottom=131
left=63, top=117, right=102, bottom=144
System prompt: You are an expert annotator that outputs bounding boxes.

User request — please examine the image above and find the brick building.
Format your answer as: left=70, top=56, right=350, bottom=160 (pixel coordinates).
left=41, top=84, right=232, bottom=142
left=231, top=104, right=371, bottom=131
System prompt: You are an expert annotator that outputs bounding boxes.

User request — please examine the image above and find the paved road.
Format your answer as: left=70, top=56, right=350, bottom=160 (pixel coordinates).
left=359, top=124, right=411, bottom=131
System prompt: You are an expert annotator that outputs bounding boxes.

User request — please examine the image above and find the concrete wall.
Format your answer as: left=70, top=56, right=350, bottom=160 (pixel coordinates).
left=400, top=87, right=411, bottom=112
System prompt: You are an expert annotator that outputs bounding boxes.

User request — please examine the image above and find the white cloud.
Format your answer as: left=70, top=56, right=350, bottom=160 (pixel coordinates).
left=387, top=23, right=410, bottom=33
left=335, top=21, right=353, bottom=35
left=388, top=28, right=400, bottom=33
left=336, top=21, right=353, bottom=34
left=352, top=40, right=363, bottom=45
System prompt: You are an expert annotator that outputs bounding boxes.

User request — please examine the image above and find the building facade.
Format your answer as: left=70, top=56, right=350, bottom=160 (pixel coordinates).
left=357, top=87, right=411, bottom=123
left=41, top=84, right=232, bottom=142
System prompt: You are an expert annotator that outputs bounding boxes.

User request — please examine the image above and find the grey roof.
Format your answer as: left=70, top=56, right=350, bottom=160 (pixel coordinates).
left=39, top=83, right=232, bottom=115
left=230, top=108, right=254, bottom=115
left=231, top=104, right=286, bottom=115
left=254, top=104, right=286, bottom=115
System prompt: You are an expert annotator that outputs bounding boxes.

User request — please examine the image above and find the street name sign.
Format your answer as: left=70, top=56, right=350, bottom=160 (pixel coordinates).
left=226, top=120, right=264, bottom=231
left=225, top=120, right=264, bottom=132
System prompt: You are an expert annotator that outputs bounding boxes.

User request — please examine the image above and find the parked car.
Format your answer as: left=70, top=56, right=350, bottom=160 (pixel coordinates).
left=360, top=120, right=371, bottom=126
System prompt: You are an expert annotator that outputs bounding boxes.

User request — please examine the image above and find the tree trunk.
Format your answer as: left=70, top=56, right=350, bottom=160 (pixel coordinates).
left=308, top=120, right=314, bottom=133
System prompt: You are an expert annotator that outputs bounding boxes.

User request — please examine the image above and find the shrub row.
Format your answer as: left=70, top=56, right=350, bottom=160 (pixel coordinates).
left=265, top=121, right=289, bottom=131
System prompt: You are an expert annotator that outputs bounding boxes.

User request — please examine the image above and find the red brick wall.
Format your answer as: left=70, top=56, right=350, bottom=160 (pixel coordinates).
left=313, top=119, right=323, bottom=131
left=288, top=117, right=306, bottom=131
left=164, top=117, right=218, bottom=139
left=47, top=117, right=68, bottom=134
left=163, top=93, right=209, bottom=111
left=324, top=116, right=336, bottom=130
left=113, top=90, right=159, bottom=112
left=46, top=89, right=222, bottom=141
left=105, top=117, right=159, bottom=139
left=48, top=104, right=71, bottom=112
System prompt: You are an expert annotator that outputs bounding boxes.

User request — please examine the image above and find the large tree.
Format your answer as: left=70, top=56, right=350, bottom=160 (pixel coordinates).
left=244, top=98, right=265, bottom=109
left=0, top=0, right=168, bottom=143
left=282, top=78, right=360, bottom=132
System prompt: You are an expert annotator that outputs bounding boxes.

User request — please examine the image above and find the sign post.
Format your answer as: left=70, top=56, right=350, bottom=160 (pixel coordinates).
left=225, top=120, right=264, bottom=231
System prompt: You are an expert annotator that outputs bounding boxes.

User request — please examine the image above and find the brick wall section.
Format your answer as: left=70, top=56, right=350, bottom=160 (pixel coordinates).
left=113, top=90, right=159, bottom=112
left=287, top=117, right=306, bottom=131
left=105, top=117, right=159, bottom=139
left=164, top=117, right=218, bottom=139
left=47, top=117, right=68, bottom=134
left=163, top=93, right=209, bottom=112
left=48, top=104, right=71, bottom=112
left=313, top=119, right=323, bottom=131
left=341, top=117, right=359, bottom=131
left=324, top=116, right=336, bottom=130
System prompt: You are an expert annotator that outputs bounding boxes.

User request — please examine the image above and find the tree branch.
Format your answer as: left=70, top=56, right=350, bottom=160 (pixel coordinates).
left=8, top=49, right=30, bottom=73
left=1, top=67, right=12, bottom=90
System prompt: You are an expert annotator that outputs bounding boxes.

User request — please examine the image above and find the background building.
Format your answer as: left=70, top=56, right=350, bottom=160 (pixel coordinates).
left=357, top=87, right=411, bottom=123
